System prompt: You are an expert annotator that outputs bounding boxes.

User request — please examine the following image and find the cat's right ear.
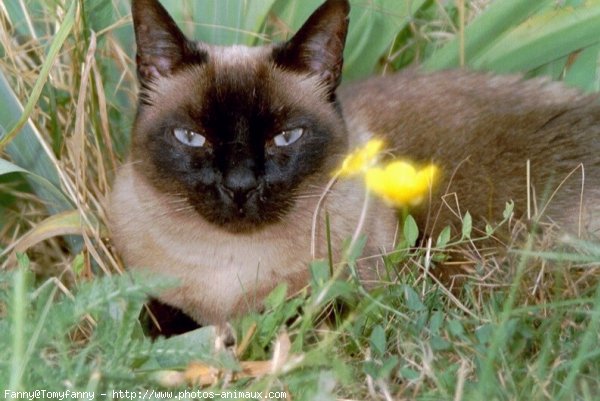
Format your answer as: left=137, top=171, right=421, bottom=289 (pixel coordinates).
left=131, top=0, right=205, bottom=83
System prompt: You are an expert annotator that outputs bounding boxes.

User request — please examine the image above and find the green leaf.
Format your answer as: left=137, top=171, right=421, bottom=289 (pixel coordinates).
left=167, top=0, right=275, bottom=45
left=242, top=0, right=280, bottom=45
left=5, top=210, right=99, bottom=260
left=564, top=44, right=600, bottom=92
left=16, top=253, right=30, bottom=270
left=310, top=259, right=331, bottom=287
left=476, top=324, right=494, bottom=345
left=429, top=310, right=444, bottom=334
left=436, top=226, right=452, bottom=249
left=503, top=201, right=515, bottom=220
left=3, top=1, right=44, bottom=38
left=0, top=0, right=77, bottom=151
left=344, top=0, right=427, bottom=80
left=82, top=0, right=114, bottom=35
left=379, top=355, right=399, bottom=379
left=399, top=366, right=420, bottom=380
left=403, top=214, right=419, bottom=247
left=403, top=285, right=426, bottom=311
left=430, top=335, right=451, bottom=351
left=270, top=0, right=323, bottom=38
left=0, top=75, right=68, bottom=212
left=448, top=319, right=465, bottom=338
left=386, top=246, right=409, bottom=265
left=9, top=267, right=29, bottom=389
left=462, top=212, right=472, bottom=240
left=71, top=253, right=85, bottom=277
left=424, top=0, right=553, bottom=70
left=345, top=235, right=367, bottom=263
left=152, top=326, right=218, bottom=368
left=363, top=360, right=380, bottom=379
left=193, top=0, right=245, bottom=45
left=264, top=283, right=288, bottom=310
left=0, top=158, right=72, bottom=213
left=471, top=3, right=600, bottom=73
left=370, top=325, right=386, bottom=356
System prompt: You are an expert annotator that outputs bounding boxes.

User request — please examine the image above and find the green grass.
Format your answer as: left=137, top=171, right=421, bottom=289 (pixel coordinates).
left=1, top=0, right=600, bottom=399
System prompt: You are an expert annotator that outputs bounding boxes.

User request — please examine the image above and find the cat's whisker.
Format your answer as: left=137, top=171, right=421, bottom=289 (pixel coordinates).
left=173, top=206, right=196, bottom=213
left=294, top=194, right=324, bottom=199
left=292, top=189, right=328, bottom=197
left=165, top=198, right=190, bottom=204
left=117, top=160, right=143, bottom=168
left=305, top=183, right=335, bottom=190
left=148, top=206, right=197, bottom=222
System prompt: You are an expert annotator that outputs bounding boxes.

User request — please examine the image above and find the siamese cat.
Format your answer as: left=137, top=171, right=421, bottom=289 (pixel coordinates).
left=109, top=0, right=600, bottom=328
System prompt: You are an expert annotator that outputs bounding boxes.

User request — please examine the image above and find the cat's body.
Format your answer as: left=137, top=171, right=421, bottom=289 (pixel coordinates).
left=109, top=0, right=600, bottom=326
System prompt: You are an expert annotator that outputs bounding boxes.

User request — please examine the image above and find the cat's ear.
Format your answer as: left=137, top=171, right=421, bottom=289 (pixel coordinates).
left=273, top=0, right=350, bottom=99
left=131, top=0, right=205, bottom=83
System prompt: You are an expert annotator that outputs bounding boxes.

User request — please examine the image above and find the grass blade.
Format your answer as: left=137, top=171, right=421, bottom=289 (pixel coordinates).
left=0, top=0, right=77, bottom=151
left=556, top=284, right=600, bottom=399
left=2, top=210, right=102, bottom=263
left=9, top=265, right=28, bottom=390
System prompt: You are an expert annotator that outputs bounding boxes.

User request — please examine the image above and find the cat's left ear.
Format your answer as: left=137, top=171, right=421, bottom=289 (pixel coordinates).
left=273, top=0, right=350, bottom=100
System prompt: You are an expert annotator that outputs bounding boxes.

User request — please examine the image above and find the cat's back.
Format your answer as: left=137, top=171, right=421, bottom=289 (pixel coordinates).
left=338, top=69, right=600, bottom=236
left=339, top=69, right=598, bottom=151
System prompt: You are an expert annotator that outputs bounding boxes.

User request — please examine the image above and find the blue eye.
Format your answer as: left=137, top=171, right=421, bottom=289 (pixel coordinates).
left=273, top=128, right=304, bottom=147
left=173, top=128, right=206, bottom=147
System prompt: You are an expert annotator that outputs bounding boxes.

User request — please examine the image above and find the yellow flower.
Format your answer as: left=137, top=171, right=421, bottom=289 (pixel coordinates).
left=335, top=139, right=384, bottom=177
left=334, top=137, right=439, bottom=208
left=365, top=161, right=438, bottom=207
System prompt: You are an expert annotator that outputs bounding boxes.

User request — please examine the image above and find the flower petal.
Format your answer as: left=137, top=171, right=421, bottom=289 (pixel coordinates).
left=365, top=161, right=439, bottom=207
left=336, top=139, right=384, bottom=177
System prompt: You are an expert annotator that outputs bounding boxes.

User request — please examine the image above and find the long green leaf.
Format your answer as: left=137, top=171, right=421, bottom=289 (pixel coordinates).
left=242, top=0, right=279, bottom=46
left=9, top=266, right=28, bottom=390
left=471, top=3, right=600, bottom=73
left=344, top=0, right=427, bottom=80
left=271, top=0, right=323, bottom=39
left=162, top=0, right=273, bottom=46
left=0, top=73, right=59, bottom=186
left=0, top=158, right=72, bottom=214
left=564, top=43, right=600, bottom=92
left=82, top=0, right=114, bottom=35
left=190, top=0, right=245, bottom=45
left=3, top=1, right=42, bottom=39
left=0, top=0, right=77, bottom=151
left=423, top=0, right=553, bottom=70
left=5, top=210, right=103, bottom=260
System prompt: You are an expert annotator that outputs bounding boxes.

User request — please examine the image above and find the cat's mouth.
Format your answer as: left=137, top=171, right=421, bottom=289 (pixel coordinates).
left=189, top=183, right=288, bottom=233
left=216, top=183, right=262, bottom=210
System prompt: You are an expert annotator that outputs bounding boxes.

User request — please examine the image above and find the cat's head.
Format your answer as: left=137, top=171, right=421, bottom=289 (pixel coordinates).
left=130, top=0, right=350, bottom=232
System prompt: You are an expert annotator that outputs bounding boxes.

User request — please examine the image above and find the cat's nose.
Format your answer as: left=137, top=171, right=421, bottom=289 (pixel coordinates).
left=222, top=167, right=259, bottom=204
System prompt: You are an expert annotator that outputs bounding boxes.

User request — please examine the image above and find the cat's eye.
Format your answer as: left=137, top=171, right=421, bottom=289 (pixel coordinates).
left=273, top=128, right=304, bottom=147
left=173, top=128, right=206, bottom=148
